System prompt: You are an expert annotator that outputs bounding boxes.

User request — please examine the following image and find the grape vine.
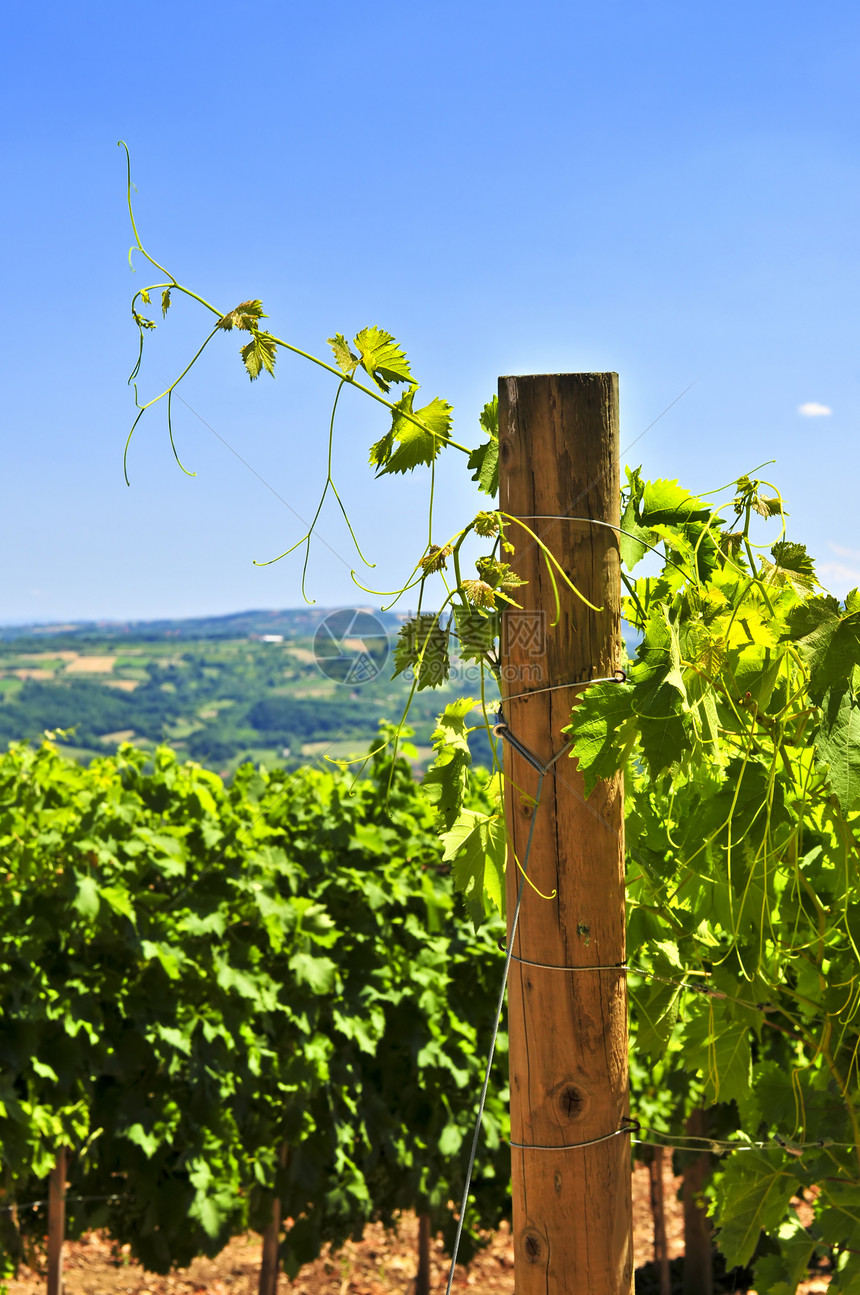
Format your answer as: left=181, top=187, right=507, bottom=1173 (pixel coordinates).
left=113, top=143, right=860, bottom=1291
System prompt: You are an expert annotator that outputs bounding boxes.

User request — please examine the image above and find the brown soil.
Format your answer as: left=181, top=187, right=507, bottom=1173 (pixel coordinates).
left=4, top=1161, right=829, bottom=1294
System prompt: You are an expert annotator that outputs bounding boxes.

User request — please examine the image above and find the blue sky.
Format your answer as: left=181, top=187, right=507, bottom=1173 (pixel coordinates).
left=3, top=0, right=859, bottom=623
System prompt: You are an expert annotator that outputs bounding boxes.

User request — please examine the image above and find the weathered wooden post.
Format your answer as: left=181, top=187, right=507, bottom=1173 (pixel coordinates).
left=416, top=1212, right=431, bottom=1295
left=683, top=1109, right=714, bottom=1295
left=258, top=1141, right=289, bottom=1295
left=649, top=1147, right=671, bottom=1295
left=47, top=1147, right=67, bottom=1295
left=499, top=373, right=632, bottom=1293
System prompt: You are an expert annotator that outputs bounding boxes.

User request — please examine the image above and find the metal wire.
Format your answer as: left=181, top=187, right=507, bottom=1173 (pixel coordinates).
left=444, top=767, right=546, bottom=1295
left=631, top=1130, right=860, bottom=1155
left=498, top=945, right=773, bottom=1015
left=510, top=1117, right=640, bottom=1152
left=501, top=669, right=627, bottom=705
left=0, top=1192, right=128, bottom=1215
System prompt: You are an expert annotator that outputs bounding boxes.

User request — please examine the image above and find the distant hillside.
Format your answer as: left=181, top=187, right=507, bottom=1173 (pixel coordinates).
left=0, top=607, right=404, bottom=646
left=0, top=608, right=492, bottom=776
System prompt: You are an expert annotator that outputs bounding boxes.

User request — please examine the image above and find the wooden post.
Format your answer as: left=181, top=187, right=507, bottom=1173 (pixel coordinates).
left=415, top=1212, right=431, bottom=1295
left=649, top=1147, right=671, bottom=1295
left=683, top=1109, right=713, bottom=1295
left=498, top=373, right=632, bottom=1294
left=47, top=1147, right=67, bottom=1295
left=258, top=1142, right=289, bottom=1295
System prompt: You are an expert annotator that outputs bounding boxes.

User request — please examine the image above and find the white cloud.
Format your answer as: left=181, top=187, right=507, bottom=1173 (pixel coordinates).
left=798, top=401, right=832, bottom=417
left=829, top=541, right=860, bottom=561
left=819, top=559, right=860, bottom=596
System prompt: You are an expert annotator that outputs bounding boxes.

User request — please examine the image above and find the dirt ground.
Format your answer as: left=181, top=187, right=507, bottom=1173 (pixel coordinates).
left=4, top=1161, right=828, bottom=1294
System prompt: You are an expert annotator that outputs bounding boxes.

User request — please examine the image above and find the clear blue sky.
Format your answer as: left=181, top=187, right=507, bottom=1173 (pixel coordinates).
left=3, top=0, right=858, bottom=624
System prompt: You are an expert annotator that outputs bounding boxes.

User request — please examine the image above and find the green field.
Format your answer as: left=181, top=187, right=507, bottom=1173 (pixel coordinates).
left=0, top=608, right=496, bottom=774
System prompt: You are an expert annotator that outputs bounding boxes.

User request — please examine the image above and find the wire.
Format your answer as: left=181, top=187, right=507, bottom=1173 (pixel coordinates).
left=0, top=1193, right=129, bottom=1215
left=510, top=1118, right=639, bottom=1152
left=498, top=946, right=773, bottom=1016
left=501, top=669, right=627, bottom=705
left=444, top=767, right=546, bottom=1295
left=631, top=1130, right=859, bottom=1156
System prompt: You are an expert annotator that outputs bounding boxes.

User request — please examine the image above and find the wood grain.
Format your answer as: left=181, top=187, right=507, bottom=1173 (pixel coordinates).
left=499, top=373, right=632, bottom=1294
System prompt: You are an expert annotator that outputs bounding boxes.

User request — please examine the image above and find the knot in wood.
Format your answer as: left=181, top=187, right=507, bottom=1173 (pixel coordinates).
left=522, top=1230, right=544, bottom=1265
left=558, top=1083, right=586, bottom=1119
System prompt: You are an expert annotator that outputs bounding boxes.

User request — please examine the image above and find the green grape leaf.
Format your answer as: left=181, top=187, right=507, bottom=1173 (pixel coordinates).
left=830, top=1269, right=860, bottom=1295
left=816, top=683, right=860, bottom=812
left=122, top=1122, right=161, bottom=1157
left=32, top=1058, right=59, bottom=1081
left=619, top=466, right=651, bottom=570
left=288, top=951, right=338, bottom=995
left=392, top=614, right=450, bottom=689
left=371, top=388, right=452, bottom=475
left=328, top=332, right=358, bottom=376
left=468, top=439, right=499, bottom=497
left=784, top=595, right=860, bottom=703
left=640, top=478, right=710, bottom=527
left=626, top=609, right=693, bottom=775
left=216, top=299, right=267, bottom=332
left=441, top=809, right=506, bottom=924
left=706, top=1023, right=751, bottom=1105
left=438, top=1122, right=464, bottom=1156
left=736, top=1059, right=798, bottom=1132
left=189, top=1189, right=232, bottom=1239
left=240, top=331, right=278, bottom=380
left=98, top=884, right=136, bottom=925
left=715, top=1150, right=799, bottom=1268
left=750, top=1257, right=803, bottom=1295
left=479, top=393, right=499, bottom=440
left=630, top=979, right=681, bottom=1059
left=461, top=579, right=498, bottom=608
left=467, top=397, right=499, bottom=497
left=140, top=939, right=183, bottom=979
left=762, top=1218, right=818, bottom=1291
left=73, top=872, right=100, bottom=920
left=817, top=1181, right=860, bottom=1252
left=728, top=643, right=781, bottom=709
left=161, top=288, right=172, bottom=317
left=420, top=698, right=477, bottom=829
left=474, top=557, right=526, bottom=597
left=352, top=326, right=412, bottom=392
left=752, top=495, right=784, bottom=519
left=564, top=681, right=636, bottom=795
left=760, top=540, right=820, bottom=595
left=453, top=605, right=498, bottom=662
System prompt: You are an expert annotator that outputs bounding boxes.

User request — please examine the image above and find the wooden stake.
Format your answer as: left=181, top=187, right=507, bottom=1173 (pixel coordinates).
left=258, top=1142, right=289, bottom=1295
left=683, top=1109, right=713, bottom=1295
left=649, top=1147, right=671, bottom=1295
left=415, top=1212, right=431, bottom=1295
left=47, top=1147, right=66, bottom=1295
left=498, top=373, right=632, bottom=1294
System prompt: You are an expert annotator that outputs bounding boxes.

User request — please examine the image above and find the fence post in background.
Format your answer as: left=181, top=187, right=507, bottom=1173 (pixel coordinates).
left=47, top=1146, right=67, bottom=1295
left=258, top=1141, right=289, bottom=1295
left=415, top=1212, right=431, bottom=1295
left=498, top=373, right=632, bottom=1295
left=649, top=1147, right=671, bottom=1295
left=683, top=1108, right=713, bottom=1295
